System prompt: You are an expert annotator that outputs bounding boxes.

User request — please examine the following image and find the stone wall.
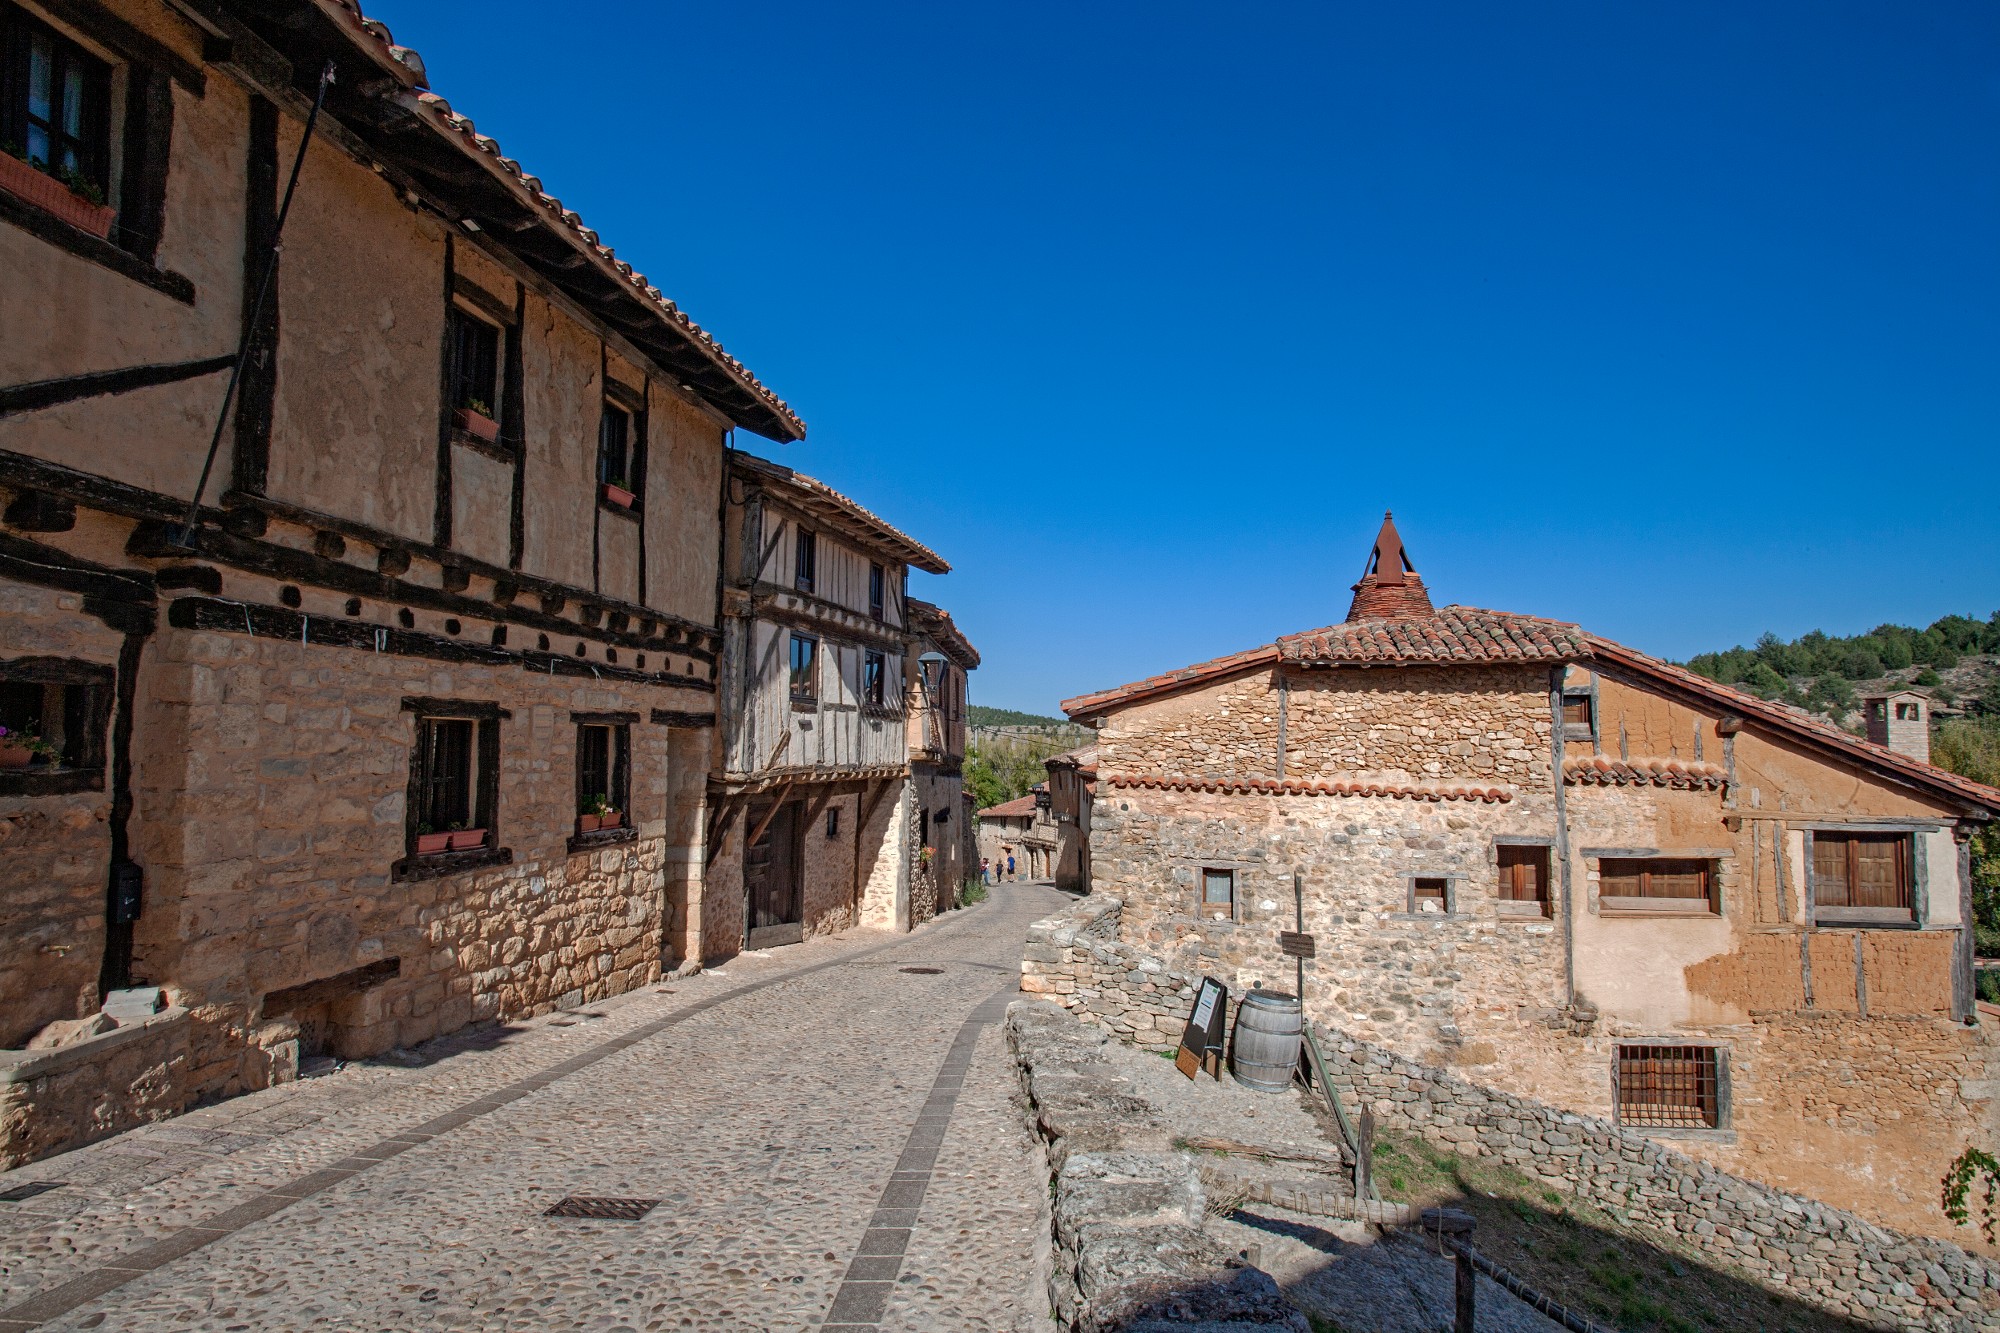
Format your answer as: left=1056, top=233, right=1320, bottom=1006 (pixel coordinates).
left=1020, top=895, right=2000, bottom=1332
left=0, top=1008, right=195, bottom=1170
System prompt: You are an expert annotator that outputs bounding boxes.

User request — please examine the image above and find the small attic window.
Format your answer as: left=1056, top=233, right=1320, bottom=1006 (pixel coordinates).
left=1895, top=702, right=1920, bottom=721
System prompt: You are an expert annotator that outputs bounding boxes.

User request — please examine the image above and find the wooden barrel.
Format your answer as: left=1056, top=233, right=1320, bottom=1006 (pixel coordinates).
left=1229, top=990, right=1303, bottom=1093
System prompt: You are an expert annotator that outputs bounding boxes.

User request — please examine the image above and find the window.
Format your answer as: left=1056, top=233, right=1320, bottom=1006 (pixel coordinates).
left=1, top=7, right=113, bottom=201
left=794, top=528, right=816, bottom=593
left=0, top=670, right=107, bottom=775
left=863, top=649, right=885, bottom=707
left=598, top=401, right=632, bottom=489
left=1812, top=832, right=1913, bottom=924
left=1200, top=868, right=1235, bottom=921
left=789, top=633, right=818, bottom=701
left=574, top=720, right=630, bottom=838
left=1895, top=702, right=1919, bottom=721
left=446, top=307, right=501, bottom=421
left=1412, top=877, right=1448, bottom=913
left=1599, top=857, right=1717, bottom=914
left=408, top=711, right=497, bottom=855
left=1562, top=692, right=1595, bottom=740
left=1615, top=1044, right=1722, bottom=1130
left=826, top=806, right=840, bottom=839
left=869, top=563, right=885, bottom=621
left=1496, top=843, right=1550, bottom=917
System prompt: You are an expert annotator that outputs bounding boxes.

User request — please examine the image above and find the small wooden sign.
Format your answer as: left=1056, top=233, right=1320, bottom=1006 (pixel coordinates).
left=1174, top=977, right=1229, bottom=1081
left=1279, top=931, right=1317, bottom=960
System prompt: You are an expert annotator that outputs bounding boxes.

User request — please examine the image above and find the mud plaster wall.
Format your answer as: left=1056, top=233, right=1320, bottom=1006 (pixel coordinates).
left=0, top=579, right=124, bottom=1047
left=267, top=122, right=445, bottom=544
left=647, top=392, right=722, bottom=625
left=599, top=509, right=639, bottom=605
left=0, top=72, right=247, bottom=492
left=518, top=291, right=599, bottom=590
left=123, top=625, right=697, bottom=1099
left=450, top=444, right=514, bottom=569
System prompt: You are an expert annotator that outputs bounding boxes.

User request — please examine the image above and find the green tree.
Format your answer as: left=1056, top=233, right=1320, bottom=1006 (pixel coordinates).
left=1743, top=662, right=1788, bottom=698
left=1933, top=717, right=2000, bottom=955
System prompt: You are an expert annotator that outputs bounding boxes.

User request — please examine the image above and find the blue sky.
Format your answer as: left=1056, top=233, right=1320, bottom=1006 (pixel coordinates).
left=367, top=1, right=1999, bottom=715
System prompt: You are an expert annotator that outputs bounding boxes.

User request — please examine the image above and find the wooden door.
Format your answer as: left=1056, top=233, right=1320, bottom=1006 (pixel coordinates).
left=746, top=800, right=803, bottom=947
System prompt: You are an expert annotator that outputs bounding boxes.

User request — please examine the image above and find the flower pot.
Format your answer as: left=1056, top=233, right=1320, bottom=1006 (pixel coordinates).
left=599, top=812, right=623, bottom=830
left=601, top=482, right=635, bottom=509
left=416, top=832, right=452, bottom=855
left=448, top=828, right=487, bottom=851
left=453, top=407, right=500, bottom=443
left=0, top=743, right=34, bottom=769
left=0, top=154, right=115, bottom=239
left=578, top=814, right=601, bottom=834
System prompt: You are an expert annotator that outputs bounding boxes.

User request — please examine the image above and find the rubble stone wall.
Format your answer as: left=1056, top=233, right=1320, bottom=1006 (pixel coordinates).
left=1020, top=895, right=2000, bottom=1332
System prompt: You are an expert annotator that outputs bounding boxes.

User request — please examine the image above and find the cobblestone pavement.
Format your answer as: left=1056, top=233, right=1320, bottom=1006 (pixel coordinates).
left=0, top=882, right=1068, bottom=1332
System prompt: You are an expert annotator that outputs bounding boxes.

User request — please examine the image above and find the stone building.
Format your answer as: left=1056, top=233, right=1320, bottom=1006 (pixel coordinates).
left=1045, top=743, right=1095, bottom=892
left=706, top=453, right=974, bottom=953
left=977, top=793, right=1040, bottom=879
left=1060, top=513, right=2000, bottom=1239
left=1864, top=686, right=1935, bottom=763
left=0, top=0, right=806, bottom=1165
left=907, top=598, right=979, bottom=921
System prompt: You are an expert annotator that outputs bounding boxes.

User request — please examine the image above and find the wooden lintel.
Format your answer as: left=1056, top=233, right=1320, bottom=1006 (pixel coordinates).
left=704, top=795, right=746, bottom=868
left=743, top=780, right=795, bottom=850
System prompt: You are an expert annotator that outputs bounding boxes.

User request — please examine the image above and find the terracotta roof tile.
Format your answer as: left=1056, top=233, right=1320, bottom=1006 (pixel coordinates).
left=732, top=452, right=948, bottom=574
left=978, top=796, right=1039, bottom=819
left=1102, top=771, right=1513, bottom=803
left=1563, top=755, right=1728, bottom=790
left=1280, top=606, right=1588, bottom=666
left=909, top=599, right=980, bottom=668
left=319, top=2, right=804, bottom=442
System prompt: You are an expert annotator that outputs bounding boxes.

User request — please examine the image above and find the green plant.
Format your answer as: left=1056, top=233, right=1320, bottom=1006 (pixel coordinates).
left=582, top=792, right=614, bottom=817
left=960, top=878, right=988, bottom=905
left=446, top=820, right=465, bottom=833
left=1942, top=1148, right=2000, bottom=1242
left=415, top=822, right=434, bottom=836
left=462, top=396, right=492, bottom=417
left=0, top=726, right=60, bottom=760
left=55, top=164, right=103, bottom=205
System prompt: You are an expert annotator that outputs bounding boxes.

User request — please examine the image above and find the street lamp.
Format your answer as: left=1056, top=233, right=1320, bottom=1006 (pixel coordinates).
left=917, top=651, right=946, bottom=700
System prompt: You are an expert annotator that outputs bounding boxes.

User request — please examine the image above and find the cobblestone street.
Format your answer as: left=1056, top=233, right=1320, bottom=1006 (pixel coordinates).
left=0, top=883, right=1067, bottom=1333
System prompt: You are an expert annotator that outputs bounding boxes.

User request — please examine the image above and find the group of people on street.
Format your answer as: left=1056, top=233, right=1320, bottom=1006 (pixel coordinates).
left=979, top=855, right=1016, bottom=885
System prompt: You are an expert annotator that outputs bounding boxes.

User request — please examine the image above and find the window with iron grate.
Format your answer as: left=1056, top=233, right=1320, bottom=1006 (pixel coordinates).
left=1615, top=1044, right=1723, bottom=1129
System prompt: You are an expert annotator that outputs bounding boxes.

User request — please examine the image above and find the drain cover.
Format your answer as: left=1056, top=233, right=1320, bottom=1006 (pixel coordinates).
left=545, top=1196, right=660, bottom=1220
left=0, top=1181, right=64, bottom=1203
left=900, top=966, right=943, bottom=975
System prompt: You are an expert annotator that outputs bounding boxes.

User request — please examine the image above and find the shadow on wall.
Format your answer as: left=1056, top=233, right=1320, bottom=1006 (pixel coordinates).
left=1242, top=1127, right=1885, bottom=1333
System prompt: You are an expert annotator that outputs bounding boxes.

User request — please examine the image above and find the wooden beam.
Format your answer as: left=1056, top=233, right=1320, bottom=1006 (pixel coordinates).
left=743, top=780, right=795, bottom=850
left=704, top=794, right=745, bottom=869
left=859, top=775, right=899, bottom=831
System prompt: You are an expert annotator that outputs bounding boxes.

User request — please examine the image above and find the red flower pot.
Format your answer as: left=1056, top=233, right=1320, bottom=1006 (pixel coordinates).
left=578, top=814, right=601, bottom=834
left=0, top=154, right=114, bottom=239
left=416, top=832, right=452, bottom=855
left=0, top=743, right=33, bottom=769
left=453, top=408, right=500, bottom=443
left=448, top=828, right=487, bottom=851
left=601, top=482, right=635, bottom=509
left=599, top=812, right=623, bottom=830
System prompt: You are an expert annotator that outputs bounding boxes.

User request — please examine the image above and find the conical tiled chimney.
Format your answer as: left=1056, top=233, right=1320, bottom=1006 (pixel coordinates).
left=1347, top=512, right=1435, bottom=621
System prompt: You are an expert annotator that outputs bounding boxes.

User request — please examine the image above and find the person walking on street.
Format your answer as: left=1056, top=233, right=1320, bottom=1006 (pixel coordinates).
left=980, top=857, right=990, bottom=886
left=1006, top=853, right=1016, bottom=882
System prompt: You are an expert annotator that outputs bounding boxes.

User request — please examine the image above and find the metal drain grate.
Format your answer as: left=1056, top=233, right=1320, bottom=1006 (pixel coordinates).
left=545, top=1195, right=660, bottom=1220
left=0, top=1181, right=64, bottom=1203
left=899, top=966, right=943, bottom=975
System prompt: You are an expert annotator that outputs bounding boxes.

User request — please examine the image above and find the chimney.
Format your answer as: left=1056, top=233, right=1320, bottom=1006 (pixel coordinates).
left=1863, top=691, right=1931, bottom=765
left=1347, top=511, right=1435, bottom=621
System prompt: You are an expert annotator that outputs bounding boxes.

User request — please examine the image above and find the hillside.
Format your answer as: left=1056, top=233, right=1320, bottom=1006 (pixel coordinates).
left=1682, top=611, right=1999, bottom=726
left=967, top=705, right=1071, bottom=729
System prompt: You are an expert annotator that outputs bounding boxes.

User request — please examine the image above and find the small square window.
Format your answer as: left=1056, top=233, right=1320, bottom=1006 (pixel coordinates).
left=1895, top=702, right=1919, bottom=721
left=1496, top=843, right=1551, bottom=917
left=575, top=721, right=630, bottom=837
left=794, top=529, right=816, bottom=594
left=446, top=308, right=501, bottom=423
left=1413, top=877, right=1448, bottom=913
left=408, top=710, right=498, bottom=857
left=1562, top=692, right=1595, bottom=740
left=1615, top=1044, right=1723, bottom=1129
left=0, top=674, right=105, bottom=772
left=1599, top=857, right=1717, bottom=914
left=1200, top=868, right=1235, bottom=920
left=1812, top=832, right=1913, bottom=924
left=863, top=649, right=885, bottom=707
left=789, top=634, right=818, bottom=701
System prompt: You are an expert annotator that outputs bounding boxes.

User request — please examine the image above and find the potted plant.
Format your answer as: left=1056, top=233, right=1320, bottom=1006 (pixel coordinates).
left=0, top=144, right=115, bottom=240
left=447, top=821, right=487, bottom=851
left=414, top=822, right=452, bottom=855
left=0, top=725, right=59, bottom=769
left=601, top=474, right=636, bottom=510
left=453, top=397, right=500, bottom=443
left=580, top=793, right=621, bottom=833
left=599, top=803, right=623, bottom=830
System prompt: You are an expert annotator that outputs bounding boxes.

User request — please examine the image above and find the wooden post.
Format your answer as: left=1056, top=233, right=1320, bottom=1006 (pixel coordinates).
left=1420, top=1208, right=1477, bottom=1333
left=1354, top=1108, right=1374, bottom=1201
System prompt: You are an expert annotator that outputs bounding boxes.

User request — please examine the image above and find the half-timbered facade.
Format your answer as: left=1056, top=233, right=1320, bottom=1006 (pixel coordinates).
left=706, top=453, right=974, bottom=954
left=0, top=0, right=800, bottom=1165
left=1062, top=514, right=2000, bottom=1239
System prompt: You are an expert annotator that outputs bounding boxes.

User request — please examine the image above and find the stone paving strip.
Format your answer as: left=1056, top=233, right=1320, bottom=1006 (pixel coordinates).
left=0, top=882, right=1067, bottom=1331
